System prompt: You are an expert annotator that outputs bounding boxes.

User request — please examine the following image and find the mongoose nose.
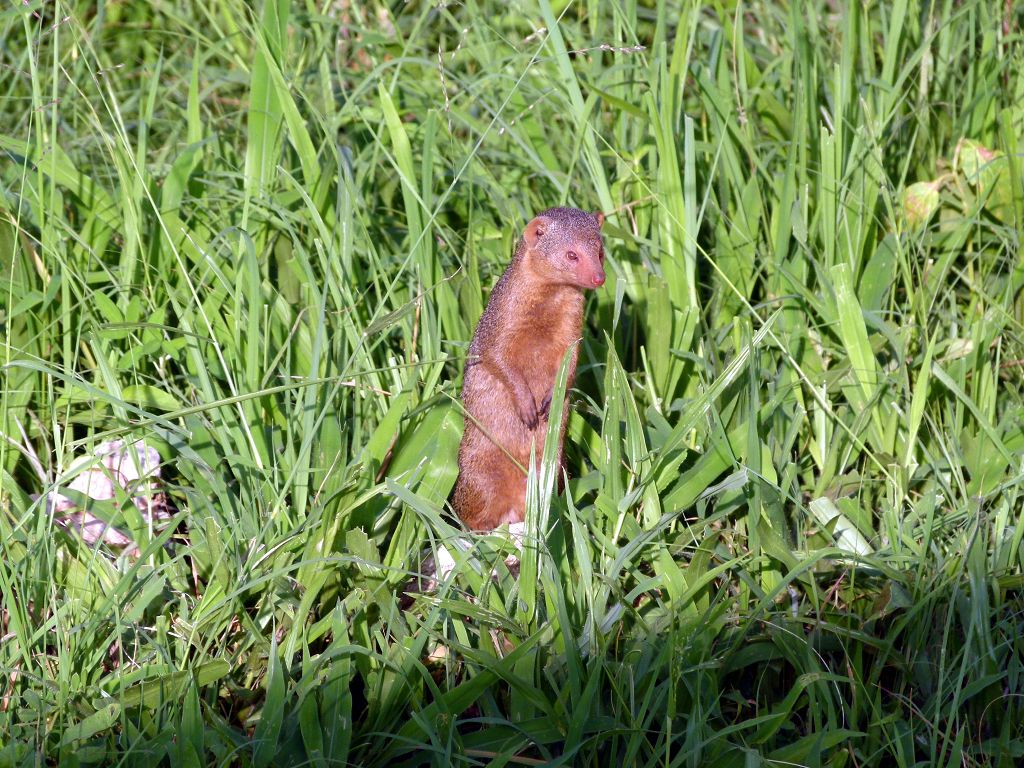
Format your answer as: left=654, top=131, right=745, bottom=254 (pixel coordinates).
left=592, top=272, right=606, bottom=287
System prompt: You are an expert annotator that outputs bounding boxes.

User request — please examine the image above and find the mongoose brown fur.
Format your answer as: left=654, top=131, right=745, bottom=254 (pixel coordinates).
left=453, top=207, right=606, bottom=530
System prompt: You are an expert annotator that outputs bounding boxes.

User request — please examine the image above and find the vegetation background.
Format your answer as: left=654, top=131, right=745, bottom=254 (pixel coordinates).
left=2, top=0, right=1023, bottom=765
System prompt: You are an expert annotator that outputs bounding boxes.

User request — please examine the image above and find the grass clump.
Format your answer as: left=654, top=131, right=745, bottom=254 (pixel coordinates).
left=1, top=0, right=1023, bottom=766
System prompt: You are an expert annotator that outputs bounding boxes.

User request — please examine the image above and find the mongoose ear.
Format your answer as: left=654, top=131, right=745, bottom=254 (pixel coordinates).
left=594, top=211, right=605, bottom=228
left=524, top=215, right=550, bottom=248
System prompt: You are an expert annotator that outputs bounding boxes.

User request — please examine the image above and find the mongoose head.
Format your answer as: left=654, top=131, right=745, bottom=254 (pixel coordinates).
left=520, top=207, right=606, bottom=290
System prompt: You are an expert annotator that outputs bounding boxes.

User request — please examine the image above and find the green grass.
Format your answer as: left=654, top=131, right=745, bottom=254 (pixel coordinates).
left=1, top=0, right=1023, bottom=765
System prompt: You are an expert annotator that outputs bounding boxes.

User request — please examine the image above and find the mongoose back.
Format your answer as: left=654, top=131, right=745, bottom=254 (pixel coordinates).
left=453, top=207, right=606, bottom=530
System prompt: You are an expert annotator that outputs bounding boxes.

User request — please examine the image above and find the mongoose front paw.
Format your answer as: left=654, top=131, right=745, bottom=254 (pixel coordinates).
left=539, top=392, right=552, bottom=420
left=517, top=396, right=540, bottom=429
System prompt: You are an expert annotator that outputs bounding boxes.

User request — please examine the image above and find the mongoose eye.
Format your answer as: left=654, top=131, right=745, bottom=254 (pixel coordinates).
left=566, top=251, right=579, bottom=262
